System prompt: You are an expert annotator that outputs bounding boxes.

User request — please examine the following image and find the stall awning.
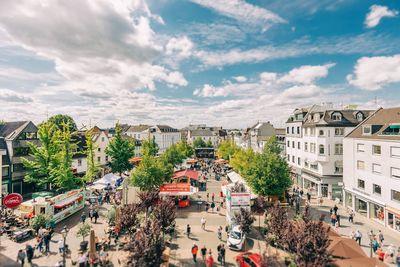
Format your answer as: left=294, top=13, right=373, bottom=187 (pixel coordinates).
left=54, top=195, right=83, bottom=209
left=173, top=170, right=199, bottom=180
left=129, top=157, right=142, bottom=164
left=159, top=183, right=198, bottom=196
left=186, top=159, right=198, bottom=164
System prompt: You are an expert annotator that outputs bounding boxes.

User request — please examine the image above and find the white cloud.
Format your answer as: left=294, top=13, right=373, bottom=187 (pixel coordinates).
left=279, top=63, right=335, bottom=84
left=347, top=55, right=400, bottom=90
left=190, top=0, right=286, bottom=31
left=260, top=72, right=277, bottom=83
left=365, top=5, right=398, bottom=28
left=0, top=89, right=33, bottom=102
left=233, top=76, right=247, bottom=82
left=165, top=36, right=194, bottom=58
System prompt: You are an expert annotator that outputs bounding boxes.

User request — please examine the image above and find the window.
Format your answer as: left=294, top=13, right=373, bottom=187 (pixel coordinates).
left=363, top=125, right=371, bottom=135
left=319, top=144, right=325, bottom=155
left=77, top=159, right=82, bottom=166
left=310, top=163, right=318, bottom=170
left=304, top=161, right=309, bottom=168
left=297, top=142, right=301, bottom=149
left=292, top=127, right=294, bottom=134
left=292, top=156, right=295, bottom=163
left=13, top=163, right=25, bottom=172
left=292, top=141, right=295, bottom=148
left=357, top=143, right=365, bottom=152
left=372, top=163, right=382, bottom=174
left=335, top=144, right=343, bottom=155
left=304, top=142, right=308, bottom=152
left=310, top=143, right=316, bottom=153
left=310, top=128, right=315, bottom=136
left=391, top=147, right=400, bottom=158
left=357, top=160, right=365, bottom=170
left=356, top=112, right=364, bottom=122
left=382, top=125, right=400, bottom=135
left=314, top=113, right=320, bottom=122
left=287, top=154, right=290, bottom=161
left=373, top=184, right=381, bottom=195
left=357, top=179, right=365, bottom=189
left=97, top=148, right=101, bottom=152
left=334, top=161, right=343, bottom=174
left=287, top=141, right=290, bottom=147
left=13, top=147, right=30, bottom=156
left=372, top=145, right=381, bottom=155
left=391, top=167, right=400, bottom=179
left=332, top=112, right=342, bottom=121
left=286, top=127, right=289, bottom=134
left=97, top=156, right=101, bottom=162
left=297, top=157, right=300, bottom=165
left=319, top=130, right=324, bottom=136
left=101, top=137, right=105, bottom=142
left=2, top=166, right=9, bottom=178
left=392, top=190, right=400, bottom=202
left=297, top=127, right=300, bottom=134
left=335, top=128, right=344, bottom=136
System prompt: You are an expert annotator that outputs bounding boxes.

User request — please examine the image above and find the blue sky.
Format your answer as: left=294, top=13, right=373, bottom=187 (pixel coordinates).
left=0, top=0, right=399, bottom=128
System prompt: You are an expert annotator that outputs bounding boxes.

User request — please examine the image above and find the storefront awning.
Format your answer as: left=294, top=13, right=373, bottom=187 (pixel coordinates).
left=54, top=195, right=83, bottom=209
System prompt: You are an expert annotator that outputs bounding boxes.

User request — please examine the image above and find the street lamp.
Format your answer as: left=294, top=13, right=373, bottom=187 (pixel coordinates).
left=368, top=230, right=374, bottom=258
left=61, top=226, right=69, bottom=267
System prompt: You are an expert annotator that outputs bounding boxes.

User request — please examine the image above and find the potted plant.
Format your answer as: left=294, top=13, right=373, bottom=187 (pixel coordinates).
left=29, top=214, right=49, bottom=234
left=76, top=222, right=91, bottom=251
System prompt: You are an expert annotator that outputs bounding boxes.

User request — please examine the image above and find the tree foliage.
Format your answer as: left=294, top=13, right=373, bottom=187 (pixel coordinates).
left=141, top=136, right=159, bottom=157
left=83, top=128, right=100, bottom=183
left=117, top=204, right=140, bottom=236
left=265, top=203, right=289, bottom=248
left=175, top=141, right=194, bottom=158
left=234, top=208, right=255, bottom=234
left=152, top=199, right=176, bottom=237
left=160, top=144, right=184, bottom=167
left=105, top=123, right=135, bottom=175
left=47, top=114, right=77, bottom=133
left=230, top=148, right=255, bottom=176
left=216, top=140, right=239, bottom=160
left=29, top=214, right=49, bottom=232
left=76, top=222, right=92, bottom=241
left=193, top=136, right=207, bottom=148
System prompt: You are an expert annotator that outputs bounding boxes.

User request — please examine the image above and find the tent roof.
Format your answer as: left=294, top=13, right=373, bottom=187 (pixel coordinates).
left=328, top=236, right=366, bottom=259
left=173, top=170, right=199, bottom=180
left=334, top=257, right=386, bottom=267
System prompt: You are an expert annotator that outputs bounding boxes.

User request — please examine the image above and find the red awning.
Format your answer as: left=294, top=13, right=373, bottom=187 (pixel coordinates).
left=54, top=195, right=83, bottom=209
left=173, top=170, right=199, bottom=180
left=129, top=157, right=142, bottom=164
left=159, top=183, right=198, bottom=196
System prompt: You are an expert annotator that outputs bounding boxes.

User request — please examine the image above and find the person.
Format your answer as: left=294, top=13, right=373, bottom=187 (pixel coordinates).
left=206, top=251, right=214, bottom=267
left=386, top=244, right=396, bottom=263
left=220, top=244, right=226, bottom=265
left=376, top=247, right=385, bottom=261
left=372, top=238, right=380, bottom=253
left=89, top=208, right=93, bottom=222
left=206, top=193, right=209, bottom=202
left=225, top=225, right=229, bottom=235
left=300, top=189, right=304, bottom=197
left=187, top=224, right=191, bottom=237
left=211, top=202, right=215, bottom=213
left=217, top=226, right=222, bottom=240
left=349, top=210, right=354, bottom=224
left=378, top=230, right=384, bottom=247
left=38, top=226, right=44, bottom=237
left=98, top=194, right=103, bottom=205
left=201, top=245, right=207, bottom=261
left=212, top=193, right=215, bottom=202
left=81, top=212, right=87, bottom=223
left=26, top=244, right=34, bottom=264
left=205, top=202, right=209, bottom=212
left=396, top=247, right=400, bottom=267
left=191, top=243, right=198, bottom=262
left=58, top=238, right=64, bottom=254
left=336, top=214, right=341, bottom=227
left=355, top=230, right=362, bottom=245
left=201, top=217, right=206, bottom=230
left=78, top=252, right=88, bottom=267
left=330, top=213, right=337, bottom=226
left=37, top=235, right=43, bottom=253
left=93, top=210, right=99, bottom=224
left=43, top=231, right=51, bottom=254
left=17, top=249, right=25, bottom=267
left=333, top=205, right=338, bottom=215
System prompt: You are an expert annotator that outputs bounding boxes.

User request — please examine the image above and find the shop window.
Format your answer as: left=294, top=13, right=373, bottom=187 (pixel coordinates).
left=372, top=163, right=381, bottom=174
left=363, top=125, right=371, bottom=135
left=373, top=184, right=381, bottom=195
left=357, top=179, right=365, bottom=189
left=391, top=147, right=400, bottom=158
left=335, top=144, right=343, bottom=155
left=335, top=128, right=344, bottom=136
left=370, top=203, right=384, bottom=222
left=372, top=145, right=381, bottom=155
left=357, top=143, right=365, bottom=152
left=392, top=190, right=400, bottom=202
left=357, top=160, right=365, bottom=170
left=391, top=167, right=400, bottom=179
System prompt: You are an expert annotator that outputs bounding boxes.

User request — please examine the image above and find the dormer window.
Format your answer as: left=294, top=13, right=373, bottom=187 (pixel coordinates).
left=362, top=125, right=371, bottom=135
left=313, top=113, right=320, bottom=122
left=331, top=112, right=342, bottom=121
left=356, top=112, right=364, bottom=122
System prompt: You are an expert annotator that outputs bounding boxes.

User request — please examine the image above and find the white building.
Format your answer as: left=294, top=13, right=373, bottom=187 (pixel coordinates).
left=184, top=125, right=226, bottom=148
left=244, top=122, right=277, bottom=153
left=286, top=104, right=372, bottom=199
left=149, top=125, right=181, bottom=154
left=343, top=107, right=400, bottom=231
left=92, top=127, right=111, bottom=168
left=71, top=134, right=88, bottom=175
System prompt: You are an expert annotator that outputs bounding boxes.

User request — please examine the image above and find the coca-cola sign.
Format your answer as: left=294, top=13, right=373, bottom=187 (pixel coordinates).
left=3, top=193, right=23, bottom=209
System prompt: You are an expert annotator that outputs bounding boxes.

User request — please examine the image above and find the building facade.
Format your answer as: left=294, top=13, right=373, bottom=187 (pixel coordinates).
left=149, top=125, right=181, bottom=154
left=0, top=148, right=5, bottom=195
left=244, top=122, right=277, bottom=153
left=343, top=107, right=400, bottom=231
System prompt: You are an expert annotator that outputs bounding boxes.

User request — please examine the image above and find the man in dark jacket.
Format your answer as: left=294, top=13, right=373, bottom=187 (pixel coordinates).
left=26, top=244, right=34, bottom=263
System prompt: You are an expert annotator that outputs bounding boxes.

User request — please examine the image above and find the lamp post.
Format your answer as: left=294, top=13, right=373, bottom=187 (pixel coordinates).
left=61, top=226, right=69, bottom=267
left=368, top=230, right=374, bottom=257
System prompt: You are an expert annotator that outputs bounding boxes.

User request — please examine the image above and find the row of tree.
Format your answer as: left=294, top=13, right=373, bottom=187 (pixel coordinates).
left=192, top=136, right=213, bottom=148
left=217, top=138, right=292, bottom=198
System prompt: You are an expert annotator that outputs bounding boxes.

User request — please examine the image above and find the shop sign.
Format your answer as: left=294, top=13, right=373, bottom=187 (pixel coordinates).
left=3, top=193, right=23, bottom=209
left=230, top=193, right=250, bottom=207
left=160, top=183, right=190, bottom=192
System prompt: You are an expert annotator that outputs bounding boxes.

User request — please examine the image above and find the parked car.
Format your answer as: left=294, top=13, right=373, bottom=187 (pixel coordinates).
left=227, top=225, right=246, bottom=251
left=235, top=252, right=262, bottom=267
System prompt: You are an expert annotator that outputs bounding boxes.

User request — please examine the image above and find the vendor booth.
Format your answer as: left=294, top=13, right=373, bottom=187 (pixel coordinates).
left=93, top=173, right=123, bottom=189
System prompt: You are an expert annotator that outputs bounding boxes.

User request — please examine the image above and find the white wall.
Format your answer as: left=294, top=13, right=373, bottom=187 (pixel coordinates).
left=71, top=157, right=88, bottom=174
left=94, top=131, right=110, bottom=166
left=152, top=132, right=181, bottom=154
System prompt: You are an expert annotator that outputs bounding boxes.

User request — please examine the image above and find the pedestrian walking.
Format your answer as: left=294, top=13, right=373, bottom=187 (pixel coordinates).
left=217, top=226, right=222, bottom=240
left=58, top=238, right=64, bottom=254
left=372, top=238, right=380, bottom=253
left=206, top=251, right=214, bottom=267
left=93, top=210, right=99, bottom=224
left=187, top=224, right=191, bottom=237
left=220, top=244, right=226, bottom=265
left=201, top=245, right=207, bottom=261
left=206, top=193, right=209, bottom=202
left=306, top=192, right=311, bottom=202
left=212, top=193, right=215, bottom=202
left=191, top=243, right=198, bottom=262
left=211, top=202, right=215, bottom=213
left=36, top=235, right=43, bottom=253
left=333, top=204, right=338, bottom=214
left=89, top=209, right=93, bottom=222
left=378, top=230, right=384, bottom=247
left=26, top=244, right=34, bottom=264
left=349, top=210, right=354, bottom=224
left=201, top=217, right=206, bottom=230
left=81, top=212, right=87, bottom=223
left=17, top=249, right=25, bottom=267
left=206, top=202, right=209, bottom=212
left=43, top=232, right=51, bottom=254
left=355, top=230, right=362, bottom=245
left=330, top=213, right=337, bottom=226
left=78, top=252, right=88, bottom=267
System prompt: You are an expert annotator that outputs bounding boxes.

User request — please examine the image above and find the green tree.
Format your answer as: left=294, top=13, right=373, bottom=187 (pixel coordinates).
left=48, top=114, right=77, bottom=133
left=193, top=137, right=207, bottom=148
left=216, top=139, right=239, bottom=160
left=83, top=129, right=99, bottom=183
left=161, top=144, right=184, bottom=167
left=76, top=222, right=92, bottom=241
left=141, top=136, right=159, bottom=157
left=30, top=214, right=49, bottom=233
left=131, top=155, right=172, bottom=191
left=206, top=139, right=213, bottom=148
left=246, top=138, right=291, bottom=197
left=230, top=148, right=255, bottom=176
left=175, top=141, right=194, bottom=158
left=22, top=122, right=60, bottom=187
left=105, top=123, right=135, bottom=176
left=51, top=124, right=80, bottom=191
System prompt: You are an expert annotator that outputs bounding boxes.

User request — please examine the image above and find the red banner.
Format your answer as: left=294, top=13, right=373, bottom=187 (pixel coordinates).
left=3, top=193, right=23, bottom=209
left=160, top=183, right=190, bottom=192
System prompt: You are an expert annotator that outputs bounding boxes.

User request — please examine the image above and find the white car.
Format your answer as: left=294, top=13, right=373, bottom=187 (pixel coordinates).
left=227, top=225, right=246, bottom=251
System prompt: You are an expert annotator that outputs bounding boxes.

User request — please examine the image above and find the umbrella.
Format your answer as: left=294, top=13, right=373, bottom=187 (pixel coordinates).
left=334, top=257, right=386, bottom=267
left=322, top=222, right=340, bottom=237
left=328, top=237, right=366, bottom=259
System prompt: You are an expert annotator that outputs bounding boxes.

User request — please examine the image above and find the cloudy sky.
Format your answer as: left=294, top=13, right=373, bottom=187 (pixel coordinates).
left=0, top=0, right=399, bottom=129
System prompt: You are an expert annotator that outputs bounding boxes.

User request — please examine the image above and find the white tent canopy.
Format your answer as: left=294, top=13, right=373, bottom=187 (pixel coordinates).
left=226, top=171, right=258, bottom=199
left=93, top=173, right=121, bottom=186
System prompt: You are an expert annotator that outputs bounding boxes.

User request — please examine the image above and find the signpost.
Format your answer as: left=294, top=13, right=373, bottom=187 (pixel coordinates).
left=3, top=193, right=23, bottom=209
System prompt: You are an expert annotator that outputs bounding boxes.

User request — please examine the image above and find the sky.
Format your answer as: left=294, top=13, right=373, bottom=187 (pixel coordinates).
left=0, top=0, right=399, bottom=129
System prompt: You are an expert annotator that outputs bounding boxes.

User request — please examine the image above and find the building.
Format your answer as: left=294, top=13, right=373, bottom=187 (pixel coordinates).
left=92, top=126, right=111, bottom=172
left=275, top=128, right=286, bottom=155
left=0, top=148, right=6, bottom=195
left=149, top=125, right=181, bottom=154
left=243, top=122, right=277, bottom=153
left=125, top=124, right=150, bottom=141
left=183, top=125, right=227, bottom=147
left=71, top=134, right=88, bottom=176
left=286, top=104, right=372, bottom=199
left=343, top=107, right=400, bottom=231
left=0, top=121, right=39, bottom=196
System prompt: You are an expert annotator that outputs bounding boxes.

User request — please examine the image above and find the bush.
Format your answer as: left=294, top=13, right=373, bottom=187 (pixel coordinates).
left=76, top=222, right=92, bottom=241
left=30, top=214, right=49, bottom=232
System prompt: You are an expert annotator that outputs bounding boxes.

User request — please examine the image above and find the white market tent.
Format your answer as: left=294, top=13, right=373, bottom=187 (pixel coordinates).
left=225, top=171, right=258, bottom=199
left=93, top=173, right=121, bottom=187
